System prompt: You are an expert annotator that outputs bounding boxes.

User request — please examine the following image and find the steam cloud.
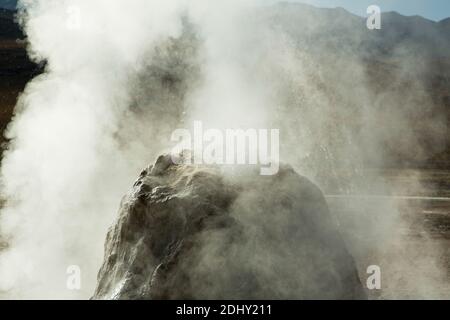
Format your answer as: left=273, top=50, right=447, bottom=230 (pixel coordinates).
left=0, top=0, right=448, bottom=299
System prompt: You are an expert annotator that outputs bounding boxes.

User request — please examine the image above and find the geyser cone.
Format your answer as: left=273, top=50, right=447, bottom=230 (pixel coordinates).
left=92, top=154, right=366, bottom=299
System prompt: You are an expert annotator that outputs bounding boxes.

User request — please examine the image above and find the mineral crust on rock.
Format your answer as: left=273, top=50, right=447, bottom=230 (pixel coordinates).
left=93, top=154, right=366, bottom=299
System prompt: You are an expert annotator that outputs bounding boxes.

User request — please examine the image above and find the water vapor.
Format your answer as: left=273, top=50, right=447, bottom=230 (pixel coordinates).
left=0, top=1, right=448, bottom=299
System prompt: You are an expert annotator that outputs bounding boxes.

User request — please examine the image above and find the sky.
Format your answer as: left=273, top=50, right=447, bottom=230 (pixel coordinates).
left=264, top=0, right=450, bottom=21
left=1, top=1, right=449, bottom=21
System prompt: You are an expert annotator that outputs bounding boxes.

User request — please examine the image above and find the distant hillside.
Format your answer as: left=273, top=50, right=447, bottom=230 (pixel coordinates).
left=264, top=3, right=450, bottom=59
left=0, top=2, right=448, bottom=168
left=260, top=3, right=450, bottom=168
left=0, top=6, right=37, bottom=146
left=0, top=8, right=22, bottom=39
left=0, top=0, right=17, bottom=10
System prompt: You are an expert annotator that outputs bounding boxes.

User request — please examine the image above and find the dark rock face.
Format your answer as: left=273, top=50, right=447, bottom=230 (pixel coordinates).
left=93, top=154, right=366, bottom=299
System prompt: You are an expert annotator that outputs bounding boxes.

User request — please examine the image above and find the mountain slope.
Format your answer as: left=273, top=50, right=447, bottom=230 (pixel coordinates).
left=0, top=8, right=22, bottom=39
left=0, top=2, right=449, bottom=167
left=259, top=3, right=450, bottom=168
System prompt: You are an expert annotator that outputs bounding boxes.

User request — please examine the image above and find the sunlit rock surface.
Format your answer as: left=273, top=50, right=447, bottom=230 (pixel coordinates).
left=93, top=154, right=366, bottom=299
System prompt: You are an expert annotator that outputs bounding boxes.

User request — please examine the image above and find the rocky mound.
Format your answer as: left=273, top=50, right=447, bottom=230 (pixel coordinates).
left=93, top=154, right=366, bottom=299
